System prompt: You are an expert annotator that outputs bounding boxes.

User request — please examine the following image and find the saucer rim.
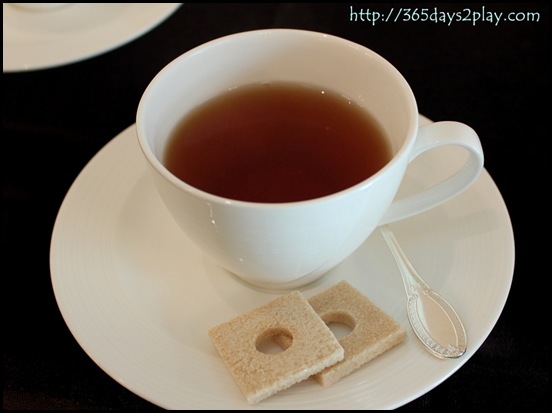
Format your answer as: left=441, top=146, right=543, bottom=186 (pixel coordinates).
left=3, top=3, right=183, bottom=72
left=49, top=119, right=515, bottom=409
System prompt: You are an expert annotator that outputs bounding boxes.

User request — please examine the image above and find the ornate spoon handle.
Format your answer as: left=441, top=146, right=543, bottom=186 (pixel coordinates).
left=380, top=225, right=467, bottom=359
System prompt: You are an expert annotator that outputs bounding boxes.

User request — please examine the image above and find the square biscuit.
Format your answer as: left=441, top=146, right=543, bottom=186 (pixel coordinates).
left=308, top=280, right=406, bottom=387
left=208, top=291, right=344, bottom=404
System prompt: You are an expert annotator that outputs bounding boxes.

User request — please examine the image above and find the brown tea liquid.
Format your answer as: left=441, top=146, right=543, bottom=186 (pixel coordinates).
left=164, top=82, right=391, bottom=203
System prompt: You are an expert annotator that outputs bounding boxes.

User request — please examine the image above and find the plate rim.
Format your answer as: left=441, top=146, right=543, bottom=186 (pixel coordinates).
left=3, top=3, right=183, bottom=72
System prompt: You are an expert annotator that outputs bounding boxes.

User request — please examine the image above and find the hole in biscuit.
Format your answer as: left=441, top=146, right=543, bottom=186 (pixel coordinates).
left=255, top=327, right=293, bottom=355
left=323, top=312, right=355, bottom=340
left=327, top=321, right=354, bottom=339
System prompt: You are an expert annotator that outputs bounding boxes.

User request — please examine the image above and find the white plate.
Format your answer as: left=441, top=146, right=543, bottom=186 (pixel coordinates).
left=50, top=118, right=514, bottom=409
left=3, top=3, right=183, bottom=72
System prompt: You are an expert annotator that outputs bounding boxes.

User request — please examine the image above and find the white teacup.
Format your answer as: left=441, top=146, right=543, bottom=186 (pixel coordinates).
left=136, top=29, right=484, bottom=290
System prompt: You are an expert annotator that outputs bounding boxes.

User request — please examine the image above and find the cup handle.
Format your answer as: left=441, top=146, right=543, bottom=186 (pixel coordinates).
left=380, top=121, right=484, bottom=225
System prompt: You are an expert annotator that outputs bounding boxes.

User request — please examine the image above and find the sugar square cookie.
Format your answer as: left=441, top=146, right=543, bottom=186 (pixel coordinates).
left=308, top=281, right=406, bottom=386
left=208, top=291, right=344, bottom=404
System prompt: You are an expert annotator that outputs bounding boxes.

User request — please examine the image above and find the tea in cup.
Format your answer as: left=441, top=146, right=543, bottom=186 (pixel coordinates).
left=136, top=29, right=484, bottom=290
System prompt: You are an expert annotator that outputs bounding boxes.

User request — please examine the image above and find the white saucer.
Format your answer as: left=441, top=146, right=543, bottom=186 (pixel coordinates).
left=50, top=118, right=514, bottom=409
left=3, top=3, right=183, bottom=72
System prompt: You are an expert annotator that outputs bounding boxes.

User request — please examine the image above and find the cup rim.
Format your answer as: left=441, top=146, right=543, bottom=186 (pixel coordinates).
left=136, top=28, right=419, bottom=208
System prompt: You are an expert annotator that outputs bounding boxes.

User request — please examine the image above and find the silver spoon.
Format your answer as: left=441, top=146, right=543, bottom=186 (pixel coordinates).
left=380, top=224, right=467, bottom=359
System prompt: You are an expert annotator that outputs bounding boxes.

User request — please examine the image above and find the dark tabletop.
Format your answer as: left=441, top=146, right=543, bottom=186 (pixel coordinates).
left=3, top=3, right=548, bottom=410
